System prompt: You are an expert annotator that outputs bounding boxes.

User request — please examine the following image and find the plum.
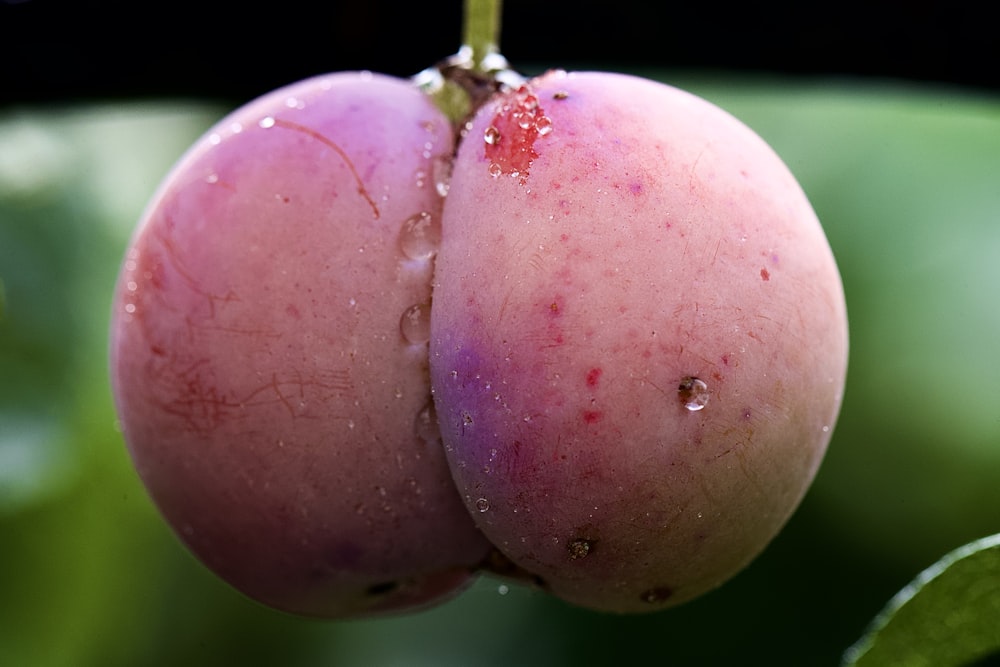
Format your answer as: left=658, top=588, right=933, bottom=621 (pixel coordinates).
left=109, top=72, right=492, bottom=617
left=430, top=70, right=848, bottom=612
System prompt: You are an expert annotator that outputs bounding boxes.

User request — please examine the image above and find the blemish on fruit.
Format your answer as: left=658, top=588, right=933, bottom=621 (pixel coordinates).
left=567, top=538, right=596, bottom=559
left=553, top=91, right=569, bottom=100
left=366, top=580, right=400, bottom=596
left=582, top=410, right=603, bottom=424
left=585, top=367, right=602, bottom=388
left=678, top=377, right=709, bottom=411
left=760, top=268, right=770, bottom=281
left=270, top=118, right=380, bottom=219
left=640, top=586, right=674, bottom=604
left=485, top=84, right=550, bottom=184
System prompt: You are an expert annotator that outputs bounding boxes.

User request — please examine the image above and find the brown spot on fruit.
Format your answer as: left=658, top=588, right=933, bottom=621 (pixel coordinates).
left=585, top=367, right=603, bottom=389
left=567, top=538, right=596, bottom=559
left=760, top=268, right=770, bottom=281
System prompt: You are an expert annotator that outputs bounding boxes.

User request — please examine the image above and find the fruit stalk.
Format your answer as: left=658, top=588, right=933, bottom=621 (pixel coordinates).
left=463, top=0, right=503, bottom=72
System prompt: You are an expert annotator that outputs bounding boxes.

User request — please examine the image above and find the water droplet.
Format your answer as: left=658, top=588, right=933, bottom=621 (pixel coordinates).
left=258, top=116, right=275, bottom=129
left=432, top=156, right=452, bottom=197
left=413, top=169, right=426, bottom=188
left=415, top=401, right=440, bottom=445
left=399, top=211, right=441, bottom=260
left=535, top=116, right=553, bottom=135
left=229, top=121, right=243, bottom=134
left=399, top=303, right=431, bottom=345
left=678, top=377, right=709, bottom=411
left=497, top=584, right=509, bottom=595
left=476, top=497, right=490, bottom=512
left=208, top=133, right=221, bottom=145
left=412, top=66, right=444, bottom=94
left=488, top=162, right=503, bottom=178
left=567, top=538, right=595, bottom=560
left=484, top=125, right=501, bottom=145
left=347, top=419, right=355, bottom=430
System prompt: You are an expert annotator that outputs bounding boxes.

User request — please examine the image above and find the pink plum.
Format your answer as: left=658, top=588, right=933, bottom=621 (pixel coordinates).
left=429, top=71, right=848, bottom=612
left=110, top=72, right=491, bottom=617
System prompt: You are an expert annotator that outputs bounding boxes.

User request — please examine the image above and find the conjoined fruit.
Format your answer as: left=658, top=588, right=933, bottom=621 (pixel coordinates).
left=110, top=60, right=847, bottom=617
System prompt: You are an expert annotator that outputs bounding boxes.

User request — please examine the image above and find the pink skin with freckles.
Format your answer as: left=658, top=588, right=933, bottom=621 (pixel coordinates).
left=430, top=71, right=848, bottom=612
left=110, top=72, right=490, bottom=617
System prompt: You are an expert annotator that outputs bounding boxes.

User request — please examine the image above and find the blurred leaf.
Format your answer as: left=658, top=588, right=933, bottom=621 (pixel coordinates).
left=844, top=534, right=1000, bottom=667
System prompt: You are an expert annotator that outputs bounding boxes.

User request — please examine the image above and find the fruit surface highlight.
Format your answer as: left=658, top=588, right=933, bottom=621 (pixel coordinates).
left=110, top=66, right=847, bottom=617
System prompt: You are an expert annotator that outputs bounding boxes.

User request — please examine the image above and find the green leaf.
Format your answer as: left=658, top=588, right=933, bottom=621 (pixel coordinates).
left=844, top=534, right=1000, bottom=667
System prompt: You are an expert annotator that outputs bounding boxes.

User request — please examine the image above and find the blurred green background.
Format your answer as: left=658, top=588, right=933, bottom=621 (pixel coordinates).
left=1, top=73, right=998, bottom=665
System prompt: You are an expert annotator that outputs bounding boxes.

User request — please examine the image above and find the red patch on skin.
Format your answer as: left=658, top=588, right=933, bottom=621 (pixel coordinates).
left=586, top=368, right=603, bottom=389
left=760, top=268, right=770, bottom=281
left=582, top=410, right=603, bottom=424
left=484, top=85, right=551, bottom=184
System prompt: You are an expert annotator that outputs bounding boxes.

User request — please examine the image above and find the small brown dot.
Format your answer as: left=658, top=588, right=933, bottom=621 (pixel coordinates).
left=366, top=581, right=399, bottom=596
left=553, top=91, right=569, bottom=100
left=567, top=537, right=596, bottom=559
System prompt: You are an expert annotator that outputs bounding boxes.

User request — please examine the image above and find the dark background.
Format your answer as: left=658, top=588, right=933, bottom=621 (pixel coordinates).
left=1, top=0, right=997, bottom=106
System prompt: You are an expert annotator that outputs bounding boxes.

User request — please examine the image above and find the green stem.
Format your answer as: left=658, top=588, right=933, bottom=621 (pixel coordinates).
left=463, top=0, right=503, bottom=72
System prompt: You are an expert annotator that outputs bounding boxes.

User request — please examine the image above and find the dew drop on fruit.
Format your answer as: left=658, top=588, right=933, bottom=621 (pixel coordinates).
left=432, top=156, right=452, bottom=197
left=488, top=163, right=503, bottom=178
left=414, top=400, right=440, bottom=446
left=678, top=377, right=709, bottom=411
left=399, top=211, right=441, bottom=260
left=399, top=303, right=431, bottom=345
left=484, top=126, right=501, bottom=145
left=476, top=497, right=490, bottom=513
left=535, top=116, right=553, bottom=135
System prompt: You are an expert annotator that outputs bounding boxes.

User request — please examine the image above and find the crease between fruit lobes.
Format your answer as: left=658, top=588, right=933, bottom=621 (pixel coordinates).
left=110, top=62, right=847, bottom=617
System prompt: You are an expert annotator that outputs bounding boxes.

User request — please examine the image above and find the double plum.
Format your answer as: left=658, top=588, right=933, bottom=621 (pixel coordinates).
left=110, top=67, right=848, bottom=616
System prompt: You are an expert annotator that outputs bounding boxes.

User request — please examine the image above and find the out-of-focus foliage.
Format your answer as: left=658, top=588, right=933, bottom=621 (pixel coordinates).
left=0, top=74, right=998, bottom=666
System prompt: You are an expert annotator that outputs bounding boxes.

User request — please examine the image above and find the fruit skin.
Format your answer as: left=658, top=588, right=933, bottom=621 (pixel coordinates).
left=109, top=72, right=490, bottom=617
left=430, top=71, right=848, bottom=612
